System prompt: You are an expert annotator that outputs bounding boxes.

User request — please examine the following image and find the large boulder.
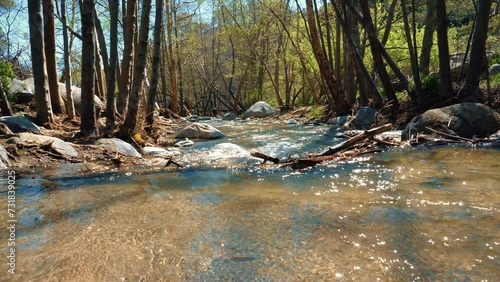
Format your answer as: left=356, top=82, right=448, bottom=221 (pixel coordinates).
left=241, top=101, right=277, bottom=119
left=59, top=83, right=103, bottom=115
left=0, top=144, right=11, bottom=169
left=10, top=78, right=35, bottom=104
left=0, top=116, right=40, bottom=134
left=352, top=107, right=377, bottom=129
left=489, top=64, right=500, bottom=76
left=175, top=123, right=225, bottom=139
left=17, top=133, right=78, bottom=158
left=94, top=138, right=142, bottom=158
left=402, top=102, right=500, bottom=140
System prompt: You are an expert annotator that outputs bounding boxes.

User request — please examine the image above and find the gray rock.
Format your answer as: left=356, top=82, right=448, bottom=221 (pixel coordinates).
left=0, top=116, right=40, bottom=134
left=176, top=123, right=225, bottom=139
left=352, top=107, right=377, bottom=129
left=489, top=64, right=500, bottom=76
left=17, top=133, right=78, bottom=158
left=198, top=116, right=213, bottom=121
left=222, top=112, right=237, bottom=121
left=174, top=138, right=194, bottom=147
left=327, top=115, right=349, bottom=126
left=491, top=129, right=500, bottom=139
left=94, top=138, right=142, bottom=158
left=241, top=101, right=277, bottom=119
left=143, top=146, right=180, bottom=158
left=402, top=102, right=500, bottom=140
left=0, top=122, right=13, bottom=135
left=0, top=144, right=11, bottom=169
left=10, top=78, right=34, bottom=104
left=60, top=83, right=103, bottom=115
left=285, top=118, right=298, bottom=125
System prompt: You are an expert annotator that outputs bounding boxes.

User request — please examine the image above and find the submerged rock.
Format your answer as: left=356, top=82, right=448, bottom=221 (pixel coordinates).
left=17, top=133, right=78, bottom=158
left=402, top=102, right=500, bottom=140
left=94, top=138, right=142, bottom=158
left=222, top=112, right=237, bottom=121
left=285, top=118, right=298, bottom=125
left=327, top=115, right=349, bottom=127
left=143, top=146, right=180, bottom=158
left=241, top=101, right=277, bottom=119
left=0, top=144, right=11, bottom=169
left=176, top=123, right=225, bottom=139
left=0, top=116, right=41, bottom=134
left=352, top=107, right=377, bottom=129
left=174, top=138, right=194, bottom=147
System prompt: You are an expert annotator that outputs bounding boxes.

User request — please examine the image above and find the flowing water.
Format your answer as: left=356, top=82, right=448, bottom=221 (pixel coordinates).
left=1, top=120, right=499, bottom=281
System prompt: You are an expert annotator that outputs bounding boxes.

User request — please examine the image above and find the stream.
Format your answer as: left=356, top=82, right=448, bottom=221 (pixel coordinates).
left=1, top=120, right=499, bottom=281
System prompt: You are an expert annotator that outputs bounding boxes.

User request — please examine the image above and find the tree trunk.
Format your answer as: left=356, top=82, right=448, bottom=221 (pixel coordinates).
left=80, top=0, right=97, bottom=136
left=419, top=0, right=437, bottom=75
left=0, top=81, right=13, bottom=116
left=28, top=0, right=53, bottom=124
left=94, top=7, right=110, bottom=87
left=460, top=0, right=493, bottom=101
left=117, top=0, right=137, bottom=114
left=436, top=0, right=454, bottom=99
left=146, top=0, right=163, bottom=130
left=123, top=0, right=152, bottom=133
left=401, top=0, right=423, bottom=101
left=173, top=6, right=185, bottom=116
left=305, top=0, right=348, bottom=113
left=106, top=0, right=118, bottom=126
left=43, top=0, right=64, bottom=114
left=381, top=0, right=397, bottom=45
left=61, top=0, right=75, bottom=119
left=166, top=0, right=179, bottom=114
left=359, top=0, right=397, bottom=106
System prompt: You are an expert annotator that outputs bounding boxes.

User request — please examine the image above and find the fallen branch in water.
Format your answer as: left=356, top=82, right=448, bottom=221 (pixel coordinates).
left=251, top=124, right=394, bottom=169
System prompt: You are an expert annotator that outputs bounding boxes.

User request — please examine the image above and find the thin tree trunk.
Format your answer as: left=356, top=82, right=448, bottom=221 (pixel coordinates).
left=305, top=0, right=348, bottom=113
left=94, top=7, right=110, bottom=87
left=117, top=0, right=137, bottom=114
left=146, top=0, right=163, bottom=130
left=123, top=0, right=152, bottom=133
left=28, top=0, right=53, bottom=124
left=173, top=5, right=185, bottom=116
left=61, top=0, right=75, bottom=119
left=359, top=0, right=397, bottom=106
left=436, top=0, right=454, bottom=99
left=43, top=0, right=64, bottom=114
left=80, top=0, right=97, bottom=135
left=166, top=0, right=179, bottom=114
left=381, top=0, right=397, bottom=45
left=401, top=0, right=423, bottom=101
left=0, top=81, right=13, bottom=116
left=419, top=0, right=437, bottom=75
left=106, top=0, right=118, bottom=126
left=460, top=0, right=493, bottom=101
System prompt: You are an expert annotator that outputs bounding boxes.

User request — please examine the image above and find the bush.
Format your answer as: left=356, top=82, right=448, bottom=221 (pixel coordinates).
left=0, top=61, right=15, bottom=91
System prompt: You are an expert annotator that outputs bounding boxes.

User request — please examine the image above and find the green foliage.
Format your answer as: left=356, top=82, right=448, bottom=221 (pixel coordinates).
left=488, top=54, right=500, bottom=68
left=421, top=74, right=440, bottom=97
left=0, top=61, right=14, bottom=91
left=308, top=106, right=325, bottom=120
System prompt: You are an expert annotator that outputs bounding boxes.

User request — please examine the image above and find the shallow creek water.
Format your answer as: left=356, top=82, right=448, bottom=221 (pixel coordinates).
left=1, top=120, right=499, bottom=281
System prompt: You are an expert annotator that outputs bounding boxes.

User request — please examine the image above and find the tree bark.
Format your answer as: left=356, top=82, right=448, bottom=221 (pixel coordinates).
left=61, top=0, right=75, bottom=119
left=460, top=0, right=493, bottom=101
left=0, top=81, right=13, bottom=116
left=80, top=0, right=97, bottom=136
left=401, top=0, right=423, bottom=101
left=106, top=0, right=118, bottom=126
left=166, top=0, right=179, bottom=114
left=28, top=0, right=53, bottom=124
left=123, top=0, right=152, bottom=133
left=305, top=0, right=348, bottom=113
left=436, top=0, right=454, bottom=99
left=146, top=0, right=163, bottom=130
left=43, top=0, right=64, bottom=114
left=117, top=0, right=137, bottom=114
left=359, top=0, right=397, bottom=106
left=419, top=0, right=437, bottom=75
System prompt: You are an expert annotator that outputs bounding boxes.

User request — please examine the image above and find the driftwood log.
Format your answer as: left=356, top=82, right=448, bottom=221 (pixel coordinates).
left=251, top=124, right=394, bottom=169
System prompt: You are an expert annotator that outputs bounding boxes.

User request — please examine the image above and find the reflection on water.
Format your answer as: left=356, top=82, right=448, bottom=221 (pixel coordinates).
left=0, top=120, right=499, bottom=281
